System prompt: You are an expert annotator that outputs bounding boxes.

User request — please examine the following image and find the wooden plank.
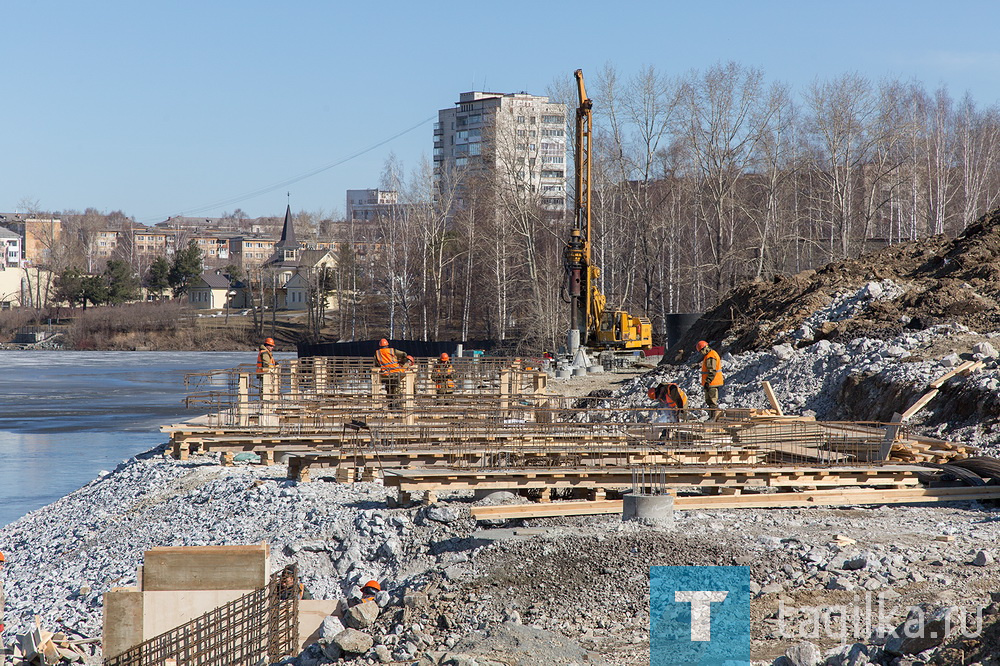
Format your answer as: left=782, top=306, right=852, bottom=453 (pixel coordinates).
left=880, top=413, right=903, bottom=461
left=470, top=486, right=1000, bottom=520
left=899, top=389, right=940, bottom=422
left=928, top=360, right=976, bottom=389
left=761, top=381, right=784, bottom=416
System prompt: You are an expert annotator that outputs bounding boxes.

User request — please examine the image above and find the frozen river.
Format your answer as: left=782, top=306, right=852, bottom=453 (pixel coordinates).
left=0, top=350, right=293, bottom=527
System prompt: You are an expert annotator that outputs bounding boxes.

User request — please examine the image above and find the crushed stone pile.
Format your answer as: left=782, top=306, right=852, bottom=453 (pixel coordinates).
left=601, top=322, right=1000, bottom=454
left=675, top=206, right=1000, bottom=356
left=8, top=446, right=1000, bottom=666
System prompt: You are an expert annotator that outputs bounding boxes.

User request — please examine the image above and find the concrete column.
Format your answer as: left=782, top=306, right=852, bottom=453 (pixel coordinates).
left=622, top=493, right=674, bottom=528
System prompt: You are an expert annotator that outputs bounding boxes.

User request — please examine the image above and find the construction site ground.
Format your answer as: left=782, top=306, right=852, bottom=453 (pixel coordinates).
left=10, top=210, right=1000, bottom=665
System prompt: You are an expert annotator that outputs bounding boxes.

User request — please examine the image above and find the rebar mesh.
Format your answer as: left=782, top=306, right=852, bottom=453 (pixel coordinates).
left=103, top=565, right=299, bottom=666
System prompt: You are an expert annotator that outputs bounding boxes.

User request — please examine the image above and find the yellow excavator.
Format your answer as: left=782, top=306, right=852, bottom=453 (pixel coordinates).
left=564, top=69, right=652, bottom=353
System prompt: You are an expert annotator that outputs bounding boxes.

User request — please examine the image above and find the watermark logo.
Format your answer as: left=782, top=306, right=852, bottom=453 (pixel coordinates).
left=776, top=593, right=985, bottom=643
left=650, top=566, right=751, bottom=665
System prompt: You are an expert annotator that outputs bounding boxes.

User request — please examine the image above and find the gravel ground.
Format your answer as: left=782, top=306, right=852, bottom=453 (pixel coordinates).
left=3, top=306, right=1000, bottom=665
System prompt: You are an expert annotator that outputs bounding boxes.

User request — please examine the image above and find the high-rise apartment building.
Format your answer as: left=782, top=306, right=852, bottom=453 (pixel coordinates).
left=434, top=91, right=568, bottom=214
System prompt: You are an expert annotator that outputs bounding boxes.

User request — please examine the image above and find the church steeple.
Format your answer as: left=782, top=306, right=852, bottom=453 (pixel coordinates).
left=277, top=204, right=297, bottom=249
left=275, top=204, right=300, bottom=262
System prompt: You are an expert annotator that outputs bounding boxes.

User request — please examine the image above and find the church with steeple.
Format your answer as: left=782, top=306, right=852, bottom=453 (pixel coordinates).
left=258, top=204, right=337, bottom=311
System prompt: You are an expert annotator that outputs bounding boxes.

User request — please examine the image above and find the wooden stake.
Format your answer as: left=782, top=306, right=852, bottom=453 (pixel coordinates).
left=761, top=381, right=784, bottom=416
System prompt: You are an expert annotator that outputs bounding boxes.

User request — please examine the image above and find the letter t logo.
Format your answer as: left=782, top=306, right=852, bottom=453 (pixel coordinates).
left=674, top=590, right=729, bottom=641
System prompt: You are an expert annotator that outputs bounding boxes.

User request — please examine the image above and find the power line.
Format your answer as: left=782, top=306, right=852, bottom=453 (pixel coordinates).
left=139, top=115, right=436, bottom=224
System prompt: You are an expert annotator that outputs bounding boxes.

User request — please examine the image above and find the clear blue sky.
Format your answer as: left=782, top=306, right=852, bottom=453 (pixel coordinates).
left=3, top=1, right=998, bottom=224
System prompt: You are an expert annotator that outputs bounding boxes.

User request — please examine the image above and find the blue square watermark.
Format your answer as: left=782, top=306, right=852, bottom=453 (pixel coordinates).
left=650, top=566, right=752, bottom=666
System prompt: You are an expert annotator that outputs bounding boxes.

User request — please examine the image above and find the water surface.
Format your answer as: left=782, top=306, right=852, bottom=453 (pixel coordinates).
left=0, top=351, right=289, bottom=527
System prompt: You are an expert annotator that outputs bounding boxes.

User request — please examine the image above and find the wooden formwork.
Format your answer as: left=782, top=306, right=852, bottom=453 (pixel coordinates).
left=161, top=357, right=977, bottom=503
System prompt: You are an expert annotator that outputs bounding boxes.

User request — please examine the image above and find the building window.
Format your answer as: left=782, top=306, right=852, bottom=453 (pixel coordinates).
left=542, top=115, right=562, bottom=123
left=517, top=116, right=525, bottom=123
left=541, top=156, right=564, bottom=163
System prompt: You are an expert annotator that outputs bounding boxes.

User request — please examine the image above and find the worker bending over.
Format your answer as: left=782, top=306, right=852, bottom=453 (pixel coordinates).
left=696, top=340, right=724, bottom=420
left=647, top=382, right=687, bottom=424
left=374, top=339, right=413, bottom=411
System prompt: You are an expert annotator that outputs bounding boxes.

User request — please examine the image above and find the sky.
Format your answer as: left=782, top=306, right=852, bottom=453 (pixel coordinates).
left=3, top=0, right=1000, bottom=225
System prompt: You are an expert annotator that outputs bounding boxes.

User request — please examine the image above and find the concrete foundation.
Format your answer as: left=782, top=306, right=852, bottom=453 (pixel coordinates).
left=622, top=493, right=674, bottom=527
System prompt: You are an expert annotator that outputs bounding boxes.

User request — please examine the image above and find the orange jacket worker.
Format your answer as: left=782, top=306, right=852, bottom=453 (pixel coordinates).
left=256, top=337, right=277, bottom=375
left=696, top=341, right=723, bottom=419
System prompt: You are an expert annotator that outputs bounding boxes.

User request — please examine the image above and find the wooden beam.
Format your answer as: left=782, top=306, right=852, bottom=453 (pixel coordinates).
left=928, top=360, right=976, bottom=389
left=470, top=485, right=1000, bottom=519
left=761, top=381, right=784, bottom=416
left=900, top=390, right=939, bottom=421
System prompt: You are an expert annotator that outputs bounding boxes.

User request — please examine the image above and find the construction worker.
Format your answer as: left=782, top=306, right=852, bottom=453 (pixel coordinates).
left=432, top=353, right=455, bottom=397
left=256, top=337, right=278, bottom=398
left=349, top=580, right=381, bottom=607
left=374, top=339, right=412, bottom=410
left=647, top=382, right=687, bottom=424
left=277, top=567, right=312, bottom=600
left=696, top=340, right=724, bottom=420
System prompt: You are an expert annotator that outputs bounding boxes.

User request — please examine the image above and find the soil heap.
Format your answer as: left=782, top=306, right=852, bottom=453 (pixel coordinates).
left=674, top=207, right=1000, bottom=356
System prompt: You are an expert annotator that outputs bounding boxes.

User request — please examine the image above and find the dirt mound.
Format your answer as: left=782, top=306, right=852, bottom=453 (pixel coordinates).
left=673, top=207, right=1000, bottom=356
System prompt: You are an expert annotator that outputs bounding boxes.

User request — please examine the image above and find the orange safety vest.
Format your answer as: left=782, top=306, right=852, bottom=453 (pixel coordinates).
left=256, top=346, right=276, bottom=375
left=664, top=387, right=687, bottom=410
left=701, top=349, right=724, bottom=387
left=432, top=362, right=455, bottom=388
left=375, top=347, right=405, bottom=375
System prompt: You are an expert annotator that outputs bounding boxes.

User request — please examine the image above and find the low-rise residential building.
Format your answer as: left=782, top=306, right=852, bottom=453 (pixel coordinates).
left=187, top=271, right=234, bottom=310
left=0, top=227, right=22, bottom=268
left=0, top=213, right=62, bottom=266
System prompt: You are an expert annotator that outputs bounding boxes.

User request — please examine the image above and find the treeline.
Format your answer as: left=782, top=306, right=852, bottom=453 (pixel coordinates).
left=22, top=63, right=1000, bottom=352
left=324, top=63, right=1000, bottom=350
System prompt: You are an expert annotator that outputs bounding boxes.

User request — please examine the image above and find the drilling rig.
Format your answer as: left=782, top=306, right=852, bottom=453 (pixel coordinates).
left=564, top=69, right=652, bottom=356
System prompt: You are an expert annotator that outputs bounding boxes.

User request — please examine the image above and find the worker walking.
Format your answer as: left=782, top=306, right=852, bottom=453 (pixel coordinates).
left=647, top=382, right=687, bottom=424
left=256, top=337, right=278, bottom=399
left=696, top=340, right=724, bottom=420
left=432, top=353, right=455, bottom=398
left=374, top=339, right=412, bottom=411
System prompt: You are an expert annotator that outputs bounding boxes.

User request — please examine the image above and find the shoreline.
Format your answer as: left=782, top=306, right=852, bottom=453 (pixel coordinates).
left=2, top=324, right=1000, bottom=664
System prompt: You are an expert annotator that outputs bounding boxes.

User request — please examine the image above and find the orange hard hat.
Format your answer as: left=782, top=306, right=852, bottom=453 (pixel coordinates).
left=406, top=355, right=414, bottom=363
left=696, top=340, right=708, bottom=351
left=440, top=353, right=449, bottom=361
left=379, top=338, right=389, bottom=347
left=362, top=580, right=381, bottom=591
left=264, top=337, right=275, bottom=346
left=0, top=551, right=5, bottom=562
left=647, top=388, right=657, bottom=400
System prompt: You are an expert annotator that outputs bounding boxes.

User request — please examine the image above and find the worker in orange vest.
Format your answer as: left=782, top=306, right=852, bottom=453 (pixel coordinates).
left=432, top=353, right=455, bottom=398
left=277, top=567, right=312, bottom=600
left=255, top=337, right=278, bottom=398
left=647, top=382, right=687, bottom=424
left=349, top=579, right=382, bottom=607
left=696, top=340, right=724, bottom=420
left=374, top=339, right=412, bottom=410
